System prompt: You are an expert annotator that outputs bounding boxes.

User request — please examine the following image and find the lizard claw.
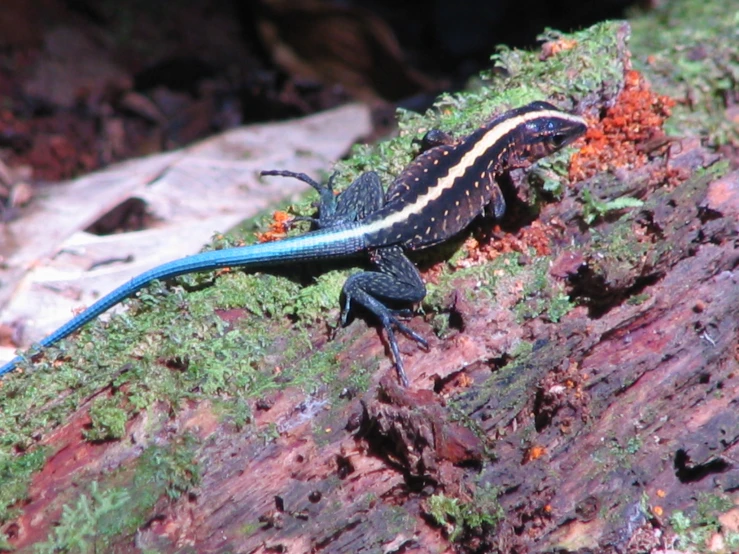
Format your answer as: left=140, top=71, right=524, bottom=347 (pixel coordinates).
left=387, top=316, right=428, bottom=350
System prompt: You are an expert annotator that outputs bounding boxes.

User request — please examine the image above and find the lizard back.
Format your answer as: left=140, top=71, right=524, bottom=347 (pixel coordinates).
left=358, top=102, right=586, bottom=250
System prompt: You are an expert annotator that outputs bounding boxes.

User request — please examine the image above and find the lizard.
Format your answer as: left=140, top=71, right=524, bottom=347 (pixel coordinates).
left=0, top=101, right=587, bottom=386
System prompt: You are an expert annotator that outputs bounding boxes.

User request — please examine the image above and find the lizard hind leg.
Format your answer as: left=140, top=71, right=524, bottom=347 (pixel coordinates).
left=331, top=170, right=384, bottom=224
left=340, top=246, right=428, bottom=386
left=261, top=169, right=339, bottom=223
left=261, top=169, right=384, bottom=228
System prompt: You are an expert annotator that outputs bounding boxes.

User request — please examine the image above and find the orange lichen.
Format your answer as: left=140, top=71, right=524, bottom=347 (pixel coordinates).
left=456, top=372, right=474, bottom=388
left=539, top=38, right=579, bottom=60
left=523, top=445, right=547, bottom=464
left=569, top=70, right=676, bottom=182
left=258, top=210, right=293, bottom=242
left=461, top=220, right=557, bottom=267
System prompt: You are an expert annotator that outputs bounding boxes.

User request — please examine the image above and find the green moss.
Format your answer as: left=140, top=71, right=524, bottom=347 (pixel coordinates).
left=25, top=436, right=201, bottom=552
left=214, top=397, right=253, bottom=431
left=510, top=340, right=534, bottom=361
left=290, top=271, right=346, bottom=322
left=609, top=435, right=643, bottom=461
left=240, top=522, right=261, bottom=537
left=85, top=397, right=128, bottom=441
left=424, top=251, right=525, bottom=315
left=513, top=256, right=575, bottom=324
left=449, top=338, right=541, bottom=433
left=428, top=484, right=504, bottom=542
left=547, top=292, right=576, bottom=323
left=257, top=422, right=280, bottom=445
left=134, top=434, right=201, bottom=501
left=33, top=482, right=130, bottom=554
left=422, top=247, right=576, bottom=341
left=629, top=0, right=739, bottom=145
left=328, top=357, right=374, bottom=397
left=530, top=149, right=580, bottom=200
left=627, top=293, right=651, bottom=306
left=580, top=189, right=645, bottom=226
left=0, top=447, right=48, bottom=523
left=589, top=432, right=650, bottom=481
left=383, top=505, right=417, bottom=536
left=727, top=532, right=739, bottom=553
left=589, top=221, right=649, bottom=277
left=669, top=493, right=736, bottom=552
left=697, top=159, right=730, bottom=181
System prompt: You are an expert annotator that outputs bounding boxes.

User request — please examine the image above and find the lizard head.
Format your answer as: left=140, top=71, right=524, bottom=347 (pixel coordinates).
left=517, top=101, right=588, bottom=160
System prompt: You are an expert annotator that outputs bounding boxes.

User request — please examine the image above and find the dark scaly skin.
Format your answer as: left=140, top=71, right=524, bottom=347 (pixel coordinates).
left=1, top=102, right=586, bottom=385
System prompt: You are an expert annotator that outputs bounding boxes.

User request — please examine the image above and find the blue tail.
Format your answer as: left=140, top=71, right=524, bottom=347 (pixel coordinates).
left=0, top=224, right=366, bottom=378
